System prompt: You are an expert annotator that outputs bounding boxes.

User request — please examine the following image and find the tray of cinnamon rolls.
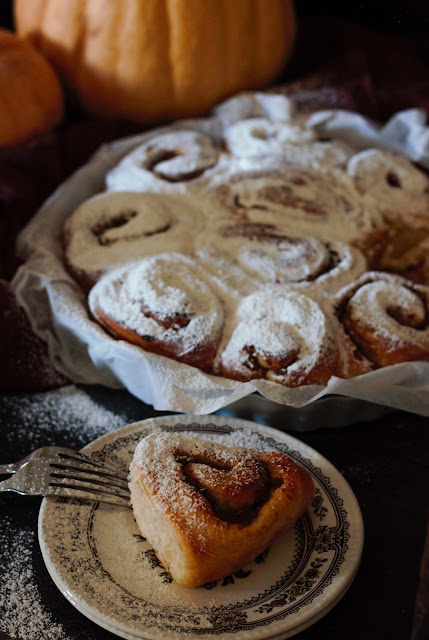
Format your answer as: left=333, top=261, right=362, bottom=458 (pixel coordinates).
left=12, top=90, right=429, bottom=425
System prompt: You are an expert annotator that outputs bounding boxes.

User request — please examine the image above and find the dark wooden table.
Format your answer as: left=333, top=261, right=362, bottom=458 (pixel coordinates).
left=0, top=384, right=428, bottom=640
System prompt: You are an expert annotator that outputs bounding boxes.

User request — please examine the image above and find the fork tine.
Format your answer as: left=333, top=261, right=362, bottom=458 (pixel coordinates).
left=49, top=476, right=129, bottom=499
left=46, top=483, right=130, bottom=506
left=49, top=462, right=129, bottom=489
left=49, top=467, right=129, bottom=498
left=55, top=450, right=129, bottom=480
left=0, top=446, right=129, bottom=479
left=0, top=457, right=130, bottom=507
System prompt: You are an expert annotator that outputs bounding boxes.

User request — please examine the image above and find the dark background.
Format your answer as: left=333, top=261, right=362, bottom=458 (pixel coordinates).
left=1, top=1, right=429, bottom=35
left=297, top=0, right=429, bottom=34
left=0, top=3, right=427, bottom=640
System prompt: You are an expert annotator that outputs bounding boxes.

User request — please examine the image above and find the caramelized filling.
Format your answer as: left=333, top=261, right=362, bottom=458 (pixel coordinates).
left=145, top=147, right=212, bottom=182
left=179, top=455, right=282, bottom=525
left=258, top=185, right=326, bottom=215
left=139, top=303, right=191, bottom=330
left=386, top=171, right=401, bottom=188
left=91, top=209, right=170, bottom=245
left=243, top=345, right=299, bottom=374
left=92, top=209, right=137, bottom=245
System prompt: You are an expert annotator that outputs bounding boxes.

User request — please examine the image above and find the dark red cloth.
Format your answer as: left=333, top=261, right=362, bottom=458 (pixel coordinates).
left=285, top=17, right=429, bottom=120
left=0, top=280, right=68, bottom=390
left=0, top=17, right=428, bottom=391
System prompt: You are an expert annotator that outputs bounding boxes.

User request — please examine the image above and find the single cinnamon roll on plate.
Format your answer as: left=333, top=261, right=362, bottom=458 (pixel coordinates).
left=129, top=432, right=314, bottom=587
left=89, top=253, right=224, bottom=371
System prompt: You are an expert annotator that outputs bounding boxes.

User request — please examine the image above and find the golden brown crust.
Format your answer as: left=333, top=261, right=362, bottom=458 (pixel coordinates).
left=67, top=104, right=429, bottom=388
left=129, top=433, right=315, bottom=587
left=94, top=306, right=221, bottom=371
left=338, top=272, right=429, bottom=368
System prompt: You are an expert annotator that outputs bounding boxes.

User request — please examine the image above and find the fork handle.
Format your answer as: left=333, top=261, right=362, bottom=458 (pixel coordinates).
left=0, top=476, right=17, bottom=491
left=0, top=463, right=17, bottom=474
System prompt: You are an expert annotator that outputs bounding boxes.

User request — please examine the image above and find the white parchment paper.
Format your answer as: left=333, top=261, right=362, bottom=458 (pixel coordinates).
left=11, top=92, right=429, bottom=417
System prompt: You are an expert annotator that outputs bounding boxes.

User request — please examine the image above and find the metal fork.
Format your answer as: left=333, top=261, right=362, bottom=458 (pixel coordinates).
left=0, top=445, right=127, bottom=475
left=0, top=447, right=130, bottom=507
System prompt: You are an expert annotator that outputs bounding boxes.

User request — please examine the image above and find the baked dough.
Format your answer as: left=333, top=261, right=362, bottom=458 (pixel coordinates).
left=89, top=253, right=224, bottom=371
left=129, top=432, right=314, bottom=587
left=65, top=91, right=429, bottom=388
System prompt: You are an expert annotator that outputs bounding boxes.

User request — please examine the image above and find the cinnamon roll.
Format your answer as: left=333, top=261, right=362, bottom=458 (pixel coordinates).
left=337, top=272, right=429, bottom=367
left=210, top=223, right=367, bottom=294
left=88, top=254, right=224, bottom=371
left=193, top=247, right=257, bottom=303
left=223, top=117, right=316, bottom=156
left=64, top=191, right=199, bottom=291
left=106, top=130, right=221, bottom=193
left=223, top=116, right=354, bottom=170
left=347, top=149, right=429, bottom=274
left=347, top=149, right=429, bottom=223
left=208, top=167, right=385, bottom=257
left=129, top=432, right=314, bottom=587
left=215, top=290, right=341, bottom=386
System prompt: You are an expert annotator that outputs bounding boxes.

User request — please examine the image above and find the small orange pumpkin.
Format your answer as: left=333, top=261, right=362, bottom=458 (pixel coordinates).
left=14, top=0, right=296, bottom=123
left=0, top=28, right=63, bottom=146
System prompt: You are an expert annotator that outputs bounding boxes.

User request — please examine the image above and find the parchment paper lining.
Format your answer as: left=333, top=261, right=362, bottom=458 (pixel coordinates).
left=11, top=92, right=429, bottom=417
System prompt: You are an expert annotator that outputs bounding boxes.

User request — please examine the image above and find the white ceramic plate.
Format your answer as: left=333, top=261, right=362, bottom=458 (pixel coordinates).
left=38, top=415, right=364, bottom=640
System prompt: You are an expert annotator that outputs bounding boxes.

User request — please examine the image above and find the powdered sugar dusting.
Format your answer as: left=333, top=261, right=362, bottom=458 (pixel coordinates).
left=215, top=290, right=335, bottom=385
left=345, top=276, right=429, bottom=349
left=130, top=431, right=271, bottom=547
left=1, top=385, right=128, bottom=448
left=65, top=191, right=201, bottom=282
left=89, top=253, right=224, bottom=356
left=0, top=520, right=68, bottom=640
left=106, top=129, right=221, bottom=193
left=224, top=117, right=316, bottom=156
left=0, top=385, right=132, bottom=640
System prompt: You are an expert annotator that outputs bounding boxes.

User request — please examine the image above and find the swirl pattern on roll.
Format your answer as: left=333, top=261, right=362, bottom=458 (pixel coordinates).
left=129, top=431, right=315, bottom=587
left=338, top=272, right=429, bottom=367
left=135, top=432, right=272, bottom=525
left=64, top=191, right=201, bottom=291
left=106, top=130, right=221, bottom=193
left=208, top=167, right=383, bottom=249
left=215, top=290, right=341, bottom=386
left=347, top=149, right=429, bottom=223
left=223, top=116, right=354, bottom=170
left=210, top=222, right=367, bottom=293
left=224, top=117, right=316, bottom=156
left=89, top=254, right=224, bottom=371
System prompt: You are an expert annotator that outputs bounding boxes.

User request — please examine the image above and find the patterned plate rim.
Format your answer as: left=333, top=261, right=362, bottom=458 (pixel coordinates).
left=38, top=415, right=364, bottom=640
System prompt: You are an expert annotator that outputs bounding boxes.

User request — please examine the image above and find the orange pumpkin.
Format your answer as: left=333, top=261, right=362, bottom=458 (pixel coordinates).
left=14, top=0, right=296, bottom=123
left=0, top=28, right=63, bottom=146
